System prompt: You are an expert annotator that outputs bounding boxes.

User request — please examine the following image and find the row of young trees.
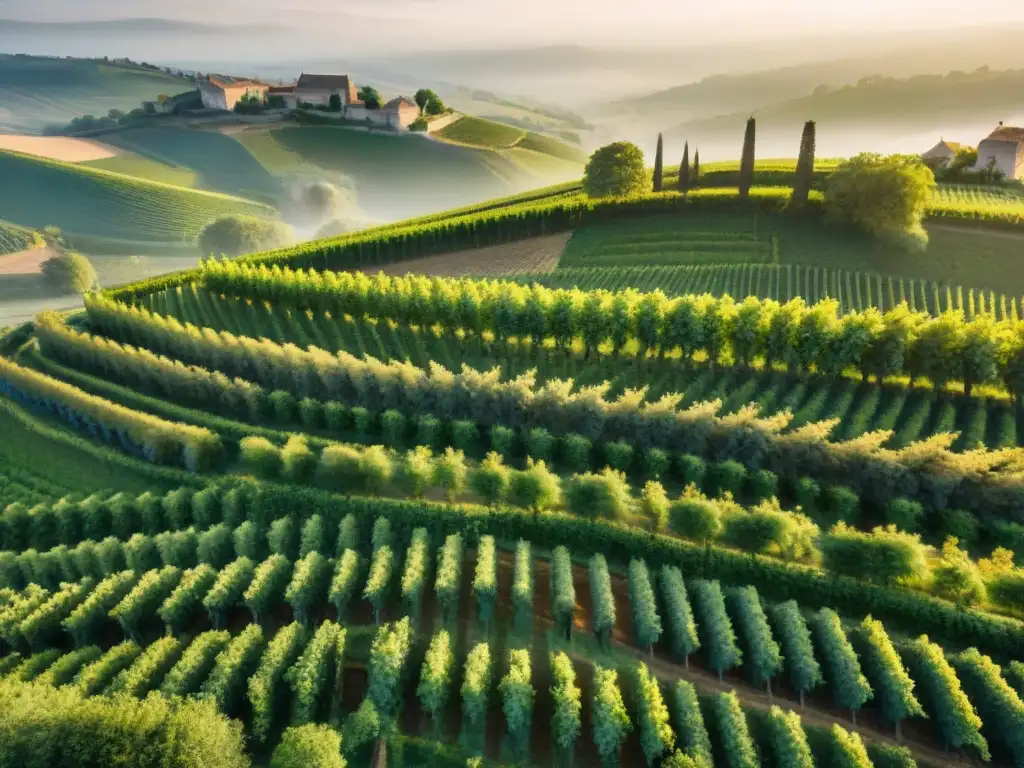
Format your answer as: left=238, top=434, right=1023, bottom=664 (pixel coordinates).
left=4, top=472, right=1023, bottom=659
left=70, top=298, right=1024, bottom=520
left=0, top=353, right=221, bottom=471
left=1, top=528, right=1019, bottom=763
left=196, top=259, right=1024, bottom=401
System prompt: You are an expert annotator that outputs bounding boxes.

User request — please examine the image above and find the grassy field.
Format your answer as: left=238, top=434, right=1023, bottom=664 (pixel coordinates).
left=100, top=127, right=287, bottom=203
left=82, top=152, right=199, bottom=188
left=268, top=126, right=521, bottom=219
left=0, top=54, right=190, bottom=134
left=0, top=149, right=276, bottom=246
left=436, top=114, right=589, bottom=164
left=0, top=220, right=40, bottom=255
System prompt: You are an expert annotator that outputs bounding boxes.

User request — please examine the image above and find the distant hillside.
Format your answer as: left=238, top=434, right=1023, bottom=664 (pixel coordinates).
left=0, top=54, right=190, bottom=135
left=0, top=220, right=40, bottom=256
left=663, top=67, right=1024, bottom=158
left=0, top=149, right=275, bottom=247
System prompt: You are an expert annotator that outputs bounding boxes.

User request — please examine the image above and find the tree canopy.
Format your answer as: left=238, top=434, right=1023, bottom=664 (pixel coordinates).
left=583, top=141, right=649, bottom=199
left=198, top=215, right=295, bottom=258
left=40, top=250, right=97, bottom=294
left=823, top=153, right=935, bottom=247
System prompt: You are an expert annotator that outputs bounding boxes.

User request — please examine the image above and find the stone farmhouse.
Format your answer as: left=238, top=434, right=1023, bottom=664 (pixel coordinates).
left=923, top=123, right=1024, bottom=180
left=921, top=139, right=962, bottom=166
left=197, top=74, right=269, bottom=111
left=197, top=71, right=420, bottom=130
left=974, top=123, right=1024, bottom=180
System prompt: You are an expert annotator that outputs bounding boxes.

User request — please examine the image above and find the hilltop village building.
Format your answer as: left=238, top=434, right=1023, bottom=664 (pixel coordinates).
left=924, top=123, right=1024, bottom=180
left=197, top=72, right=420, bottom=130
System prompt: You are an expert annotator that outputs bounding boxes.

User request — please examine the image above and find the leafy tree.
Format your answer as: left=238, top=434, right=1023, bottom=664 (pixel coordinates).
left=728, top=585, right=782, bottom=694
left=327, top=93, right=342, bottom=112
left=713, top=690, right=758, bottom=768
left=854, top=616, right=923, bottom=738
left=903, top=634, right=988, bottom=759
left=814, top=608, right=873, bottom=723
left=499, top=649, right=534, bottom=758
left=738, top=117, right=756, bottom=198
left=652, top=133, right=664, bottom=192
left=417, top=629, right=455, bottom=733
left=669, top=493, right=722, bottom=546
left=660, top=567, right=699, bottom=666
left=952, top=648, right=1024, bottom=767
left=790, top=120, right=816, bottom=206
left=589, top=554, right=616, bottom=648
left=677, top=142, right=690, bottom=193
left=550, top=652, right=582, bottom=762
left=198, top=215, right=294, bottom=258
left=41, top=251, right=97, bottom=294
left=770, top=600, right=822, bottom=706
left=766, top=705, right=813, bottom=768
left=633, top=663, right=674, bottom=766
left=932, top=538, right=986, bottom=608
left=592, top=666, right=632, bottom=766
left=357, top=86, right=381, bottom=109
left=583, top=141, right=648, bottom=198
left=271, top=724, right=345, bottom=768
left=822, top=153, right=935, bottom=246
left=414, top=88, right=444, bottom=114
left=830, top=724, right=872, bottom=768
left=691, top=579, right=742, bottom=680
left=342, top=698, right=380, bottom=756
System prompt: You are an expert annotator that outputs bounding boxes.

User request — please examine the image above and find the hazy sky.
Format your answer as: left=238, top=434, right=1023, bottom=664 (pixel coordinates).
left=5, top=0, right=1024, bottom=47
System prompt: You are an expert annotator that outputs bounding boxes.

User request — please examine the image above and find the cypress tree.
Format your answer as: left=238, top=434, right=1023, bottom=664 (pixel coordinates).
left=653, top=133, right=664, bottom=192
left=677, top=142, right=690, bottom=193
left=693, top=149, right=701, bottom=186
left=738, top=117, right=756, bottom=198
left=791, top=120, right=816, bottom=206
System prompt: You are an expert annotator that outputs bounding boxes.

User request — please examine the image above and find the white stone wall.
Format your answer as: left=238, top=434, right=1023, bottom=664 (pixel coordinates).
left=976, top=140, right=1024, bottom=180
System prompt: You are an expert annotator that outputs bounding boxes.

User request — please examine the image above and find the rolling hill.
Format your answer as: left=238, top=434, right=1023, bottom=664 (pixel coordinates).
left=0, top=149, right=275, bottom=247
left=0, top=220, right=41, bottom=256
left=663, top=66, right=1024, bottom=159
left=0, top=54, right=190, bottom=135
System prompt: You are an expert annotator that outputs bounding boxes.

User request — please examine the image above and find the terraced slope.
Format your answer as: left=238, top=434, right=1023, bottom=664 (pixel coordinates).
left=0, top=150, right=276, bottom=245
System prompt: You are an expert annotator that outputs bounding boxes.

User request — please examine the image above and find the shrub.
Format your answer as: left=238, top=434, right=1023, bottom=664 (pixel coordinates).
left=508, top=459, right=561, bottom=511
left=747, top=469, right=778, bottom=503
left=40, top=251, right=96, bottom=294
left=526, top=427, right=555, bottom=462
left=793, top=477, right=820, bottom=514
left=433, top=448, right=468, bottom=502
left=676, top=454, right=706, bottom=487
left=644, top=448, right=670, bottom=480
left=381, top=409, right=407, bottom=446
left=885, top=498, right=925, bottom=533
left=416, top=414, right=443, bottom=449
left=822, top=485, right=859, bottom=525
left=489, top=425, right=516, bottom=459
left=281, top=436, right=317, bottom=484
left=271, top=724, right=345, bottom=768
left=298, top=398, right=321, bottom=429
left=469, top=452, right=510, bottom=506
left=583, top=141, right=648, bottom=198
left=269, top=390, right=295, bottom=425
left=396, top=446, right=434, bottom=498
left=603, top=441, right=634, bottom=472
left=451, top=420, right=478, bottom=454
left=351, top=407, right=373, bottom=437
left=566, top=468, right=632, bottom=520
left=640, top=481, right=670, bottom=532
left=324, top=402, right=348, bottom=431
left=669, top=493, right=722, bottom=545
left=823, top=153, right=935, bottom=245
left=240, top=436, right=281, bottom=479
left=198, top=214, right=294, bottom=257
left=342, top=699, right=379, bottom=757
left=930, top=508, right=979, bottom=549
left=708, top=460, right=746, bottom=497
left=562, top=433, right=592, bottom=473
left=0, top=677, right=248, bottom=768
left=820, top=523, right=929, bottom=586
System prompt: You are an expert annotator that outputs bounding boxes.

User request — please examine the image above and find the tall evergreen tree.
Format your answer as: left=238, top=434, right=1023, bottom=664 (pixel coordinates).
left=791, top=120, right=817, bottom=206
left=693, top=149, right=701, bottom=186
left=738, top=117, right=756, bottom=198
left=653, top=134, right=664, bottom=192
left=677, top=142, right=690, bottom=193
